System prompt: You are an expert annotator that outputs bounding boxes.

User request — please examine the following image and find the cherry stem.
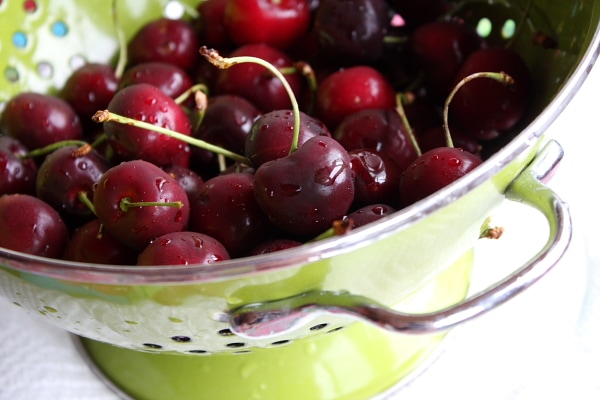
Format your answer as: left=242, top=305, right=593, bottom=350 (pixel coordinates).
left=395, top=93, right=422, bottom=157
left=21, top=140, right=90, bottom=159
left=199, top=46, right=302, bottom=154
left=77, top=190, right=97, bottom=216
left=119, top=197, right=183, bottom=212
left=174, top=83, right=209, bottom=106
left=112, top=0, right=127, bottom=79
left=92, top=110, right=250, bottom=165
left=443, top=71, right=515, bottom=148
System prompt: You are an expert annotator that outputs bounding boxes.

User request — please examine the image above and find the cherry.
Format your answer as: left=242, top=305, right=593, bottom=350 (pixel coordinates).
left=137, top=231, right=230, bottom=266
left=35, top=145, right=110, bottom=218
left=0, top=92, right=83, bottom=150
left=92, top=159, right=190, bottom=251
left=315, top=65, right=397, bottom=130
left=345, top=203, right=396, bottom=229
left=253, top=135, right=354, bottom=238
left=102, top=83, right=192, bottom=167
left=224, top=0, right=311, bottom=50
left=196, top=0, right=234, bottom=49
left=191, top=94, right=261, bottom=175
left=312, top=0, right=393, bottom=65
left=399, top=147, right=482, bottom=207
left=348, top=148, right=401, bottom=208
left=334, top=108, right=419, bottom=172
left=189, top=172, right=275, bottom=257
left=449, top=47, right=532, bottom=141
left=214, top=43, right=304, bottom=113
left=62, top=219, right=139, bottom=265
left=0, top=135, right=38, bottom=196
left=245, top=109, right=330, bottom=168
left=118, top=62, right=194, bottom=100
left=127, top=17, right=200, bottom=71
left=409, top=19, right=483, bottom=100
left=0, top=194, right=68, bottom=258
left=59, top=63, right=120, bottom=123
left=163, top=164, right=205, bottom=202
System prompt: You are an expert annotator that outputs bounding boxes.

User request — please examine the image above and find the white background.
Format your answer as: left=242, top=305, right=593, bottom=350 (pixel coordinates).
left=1, top=54, right=599, bottom=400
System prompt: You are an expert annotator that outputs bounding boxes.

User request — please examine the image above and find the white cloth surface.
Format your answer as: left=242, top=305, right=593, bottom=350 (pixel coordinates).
left=1, top=55, right=600, bottom=400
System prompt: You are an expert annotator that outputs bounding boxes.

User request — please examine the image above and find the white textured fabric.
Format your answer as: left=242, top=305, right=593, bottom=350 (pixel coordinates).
left=1, top=51, right=599, bottom=400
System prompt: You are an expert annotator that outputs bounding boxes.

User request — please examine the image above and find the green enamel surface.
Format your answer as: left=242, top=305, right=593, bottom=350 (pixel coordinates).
left=79, top=251, right=474, bottom=400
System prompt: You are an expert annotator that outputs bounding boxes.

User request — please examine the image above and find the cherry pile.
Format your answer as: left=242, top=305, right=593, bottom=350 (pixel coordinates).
left=0, top=0, right=537, bottom=267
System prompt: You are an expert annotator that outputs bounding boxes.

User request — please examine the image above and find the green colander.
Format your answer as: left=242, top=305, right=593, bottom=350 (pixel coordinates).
left=0, top=0, right=598, bottom=399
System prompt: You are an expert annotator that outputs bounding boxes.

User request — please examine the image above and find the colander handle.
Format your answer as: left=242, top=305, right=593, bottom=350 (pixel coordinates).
left=229, top=140, right=571, bottom=338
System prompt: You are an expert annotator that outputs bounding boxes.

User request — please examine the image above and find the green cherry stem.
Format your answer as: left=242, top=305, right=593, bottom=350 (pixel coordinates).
left=119, top=197, right=183, bottom=212
left=199, top=46, right=302, bottom=154
left=442, top=71, right=515, bottom=148
left=77, top=190, right=97, bottom=216
left=112, top=0, right=127, bottom=79
left=92, top=110, right=250, bottom=165
left=395, top=93, right=422, bottom=157
left=21, top=140, right=91, bottom=159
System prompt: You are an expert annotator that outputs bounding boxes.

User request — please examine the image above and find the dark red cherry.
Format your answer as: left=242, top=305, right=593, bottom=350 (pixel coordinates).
left=196, top=0, right=234, bottom=49
left=119, top=62, right=194, bottom=100
left=92, top=160, right=190, bottom=251
left=191, top=94, right=261, bottom=175
left=0, top=194, right=68, bottom=258
left=0, top=92, right=83, bottom=150
left=60, top=63, right=119, bottom=122
left=334, top=108, right=419, bottom=172
left=163, top=164, right=205, bottom=203
left=215, top=43, right=303, bottom=113
left=35, top=145, right=110, bottom=218
left=245, top=109, right=331, bottom=168
left=189, top=172, right=274, bottom=257
left=316, top=66, right=396, bottom=130
left=450, top=47, right=532, bottom=141
left=103, top=83, right=192, bottom=167
left=224, top=0, right=311, bottom=50
left=62, top=219, right=139, bottom=265
left=346, top=203, right=396, bottom=229
left=410, top=19, right=483, bottom=100
left=0, top=135, right=38, bottom=196
left=313, top=0, right=393, bottom=65
left=127, top=17, right=200, bottom=71
left=417, top=125, right=481, bottom=156
left=137, top=231, right=230, bottom=266
left=254, top=135, right=354, bottom=238
left=399, top=147, right=482, bottom=207
left=349, top=148, right=401, bottom=208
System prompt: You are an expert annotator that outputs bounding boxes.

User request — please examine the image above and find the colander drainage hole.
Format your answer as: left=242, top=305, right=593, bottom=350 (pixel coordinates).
left=327, top=326, right=344, bottom=334
left=218, top=328, right=235, bottom=337
left=143, top=343, right=162, bottom=349
left=309, top=323, right=328, bottom=331
left=225, top=342, right=246, bottom=348
left=188, top=350, right=209, bottom=354
left=270, top=340, right=290, bottom=346
left=171, top=336, right=191, bottom=343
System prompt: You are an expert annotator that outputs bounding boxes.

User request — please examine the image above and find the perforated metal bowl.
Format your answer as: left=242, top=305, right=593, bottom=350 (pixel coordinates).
left=0, top=0, right=598, bottom=399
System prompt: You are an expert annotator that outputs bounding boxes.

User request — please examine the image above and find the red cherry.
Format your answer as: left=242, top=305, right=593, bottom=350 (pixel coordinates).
left=346, top=203, right=396, bottom=229
left=137, top=231, right=230, bottom=266
left=0, top=92, right=83, bottom=150
left=0, top=194, right=68, bottom=258
left=62, top=219, right=139, bottom=265
left=224, top=0, right=311, bottom=50
left=215, top=43, right=304, bottom=112
left=316, top=66, right=396, bottom=130
left=118, top=62, right=194, bottom=100
left=92, top=160, right=190, bottom=251
left=196, top=0, right=234, bottom=49
left=349, top=148, right=401, bottom=209
left=103, top=83, right=192, bottom=167
left=399, top=147, right=482, bottom=207
left=60, top=63, right=119, bottom=122
left=449, top=47, right=532, bottom=141
left=0, top=136, right=38, bottom=196
left=127, top=18, right=200, bottom=71
left=254, top=135, right=354, bottom=238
